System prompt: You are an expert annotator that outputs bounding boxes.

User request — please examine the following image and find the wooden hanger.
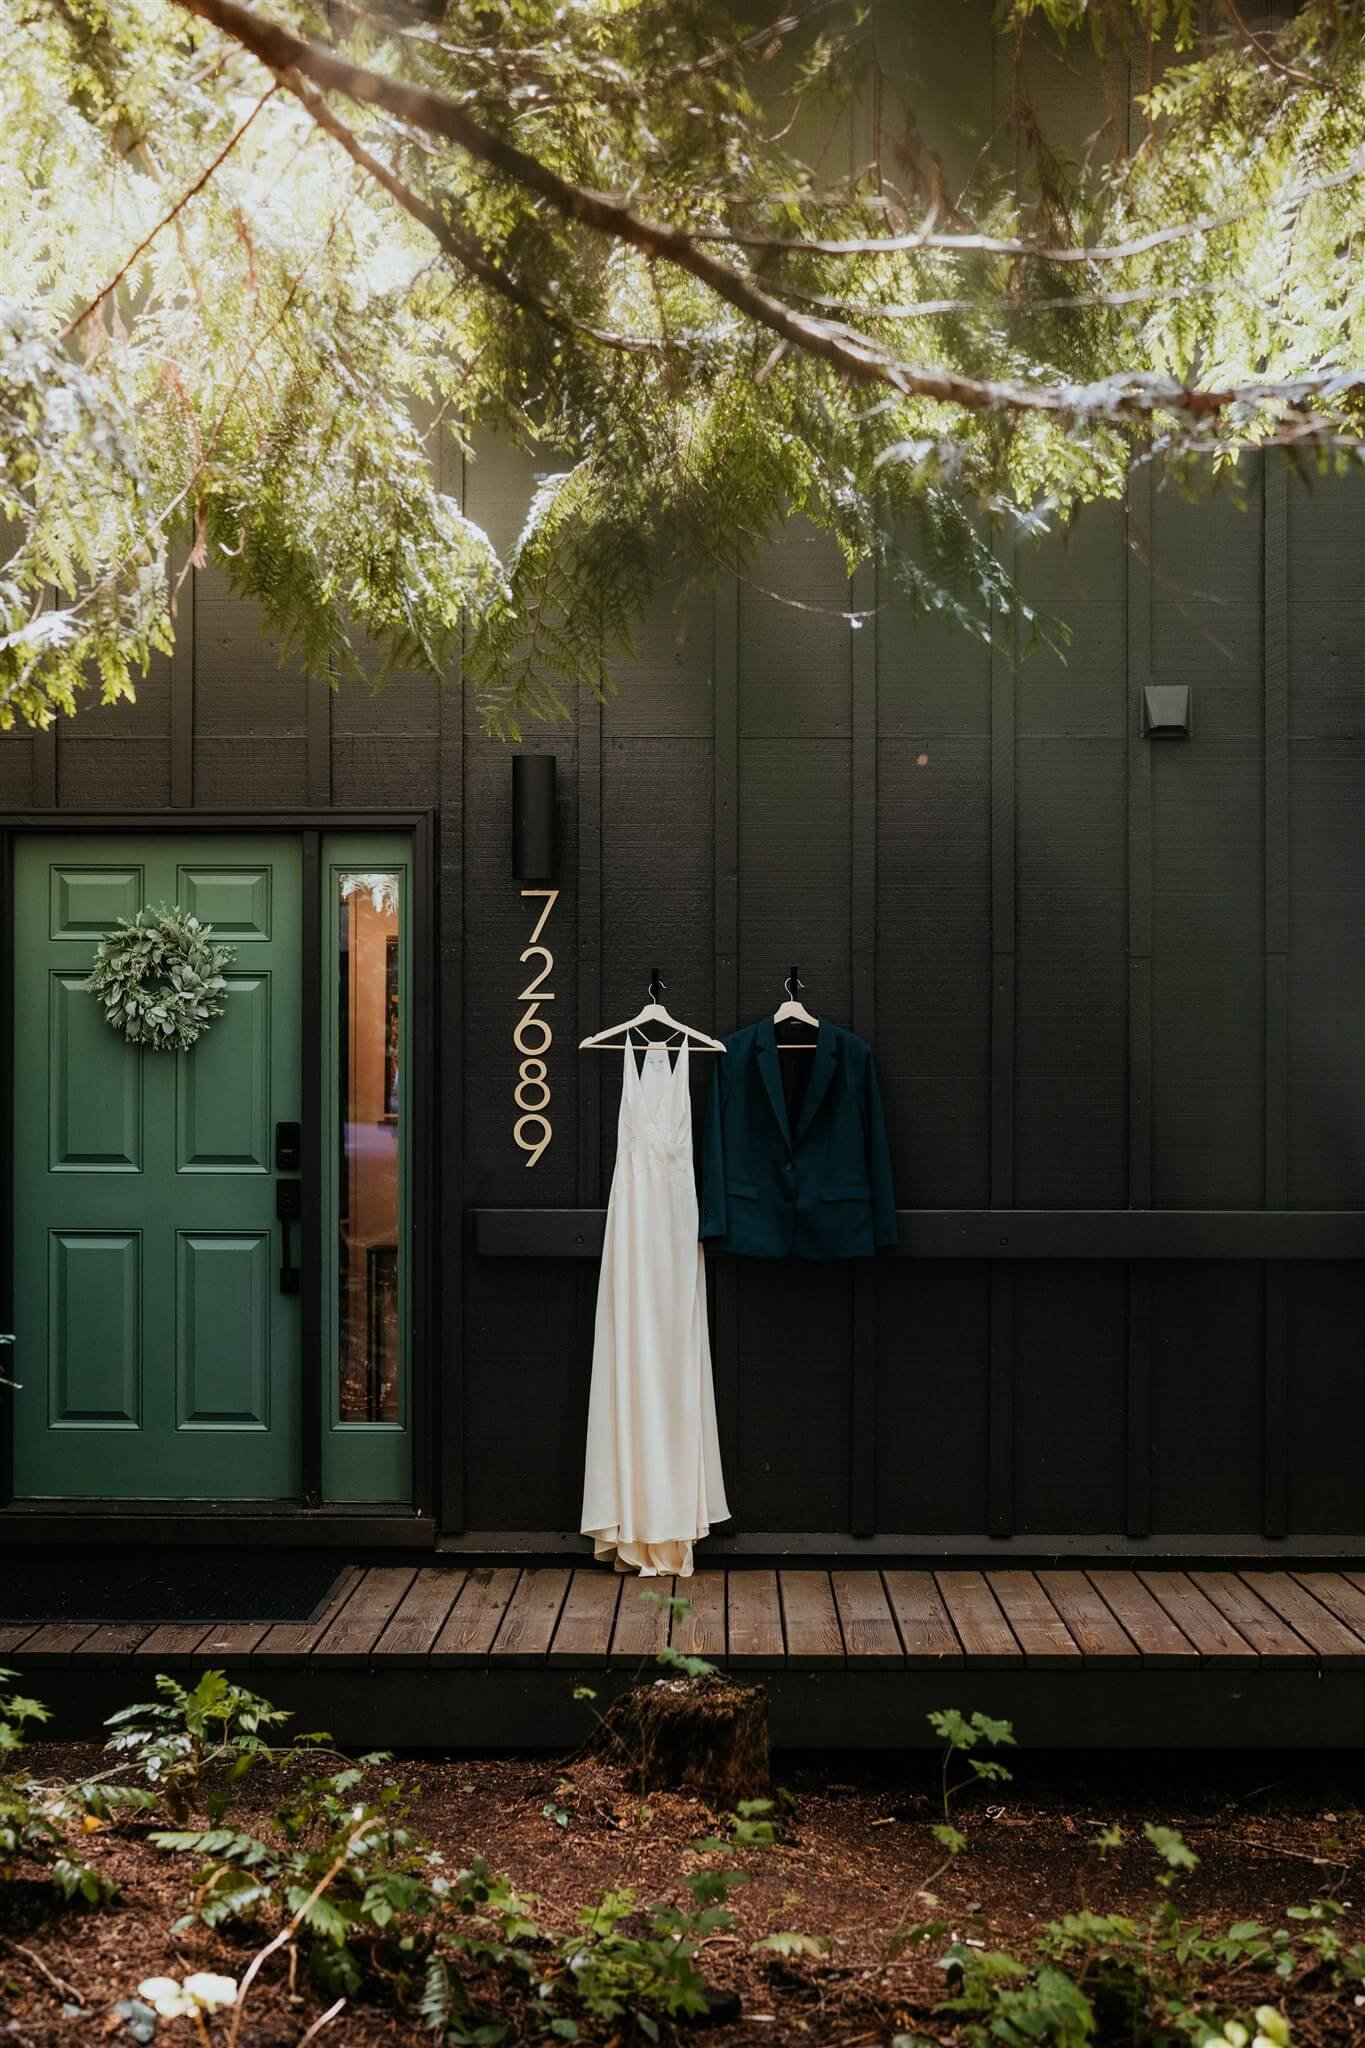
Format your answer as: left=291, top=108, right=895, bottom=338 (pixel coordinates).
left=772, top=965, right=819, bottom=1049
left=579, top=970, right=726, bottom=1053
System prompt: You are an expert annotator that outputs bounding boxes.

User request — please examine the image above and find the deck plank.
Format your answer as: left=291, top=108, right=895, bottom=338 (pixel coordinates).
left=1290, top=1572, right=1365, bottom=1644
left=1138, top=1572, right=1257, bottom=1665
left=727, top=1571, right=785, bottom=1669
left=131, top=1624, right=213, bottom=1667
left=18, top=1623, right=97, bottom=1666
left=883, top=1571, right=963, bottom=1667
left=254, top=1566, right=365, bottom=1668
left=1035, top=1571, right=1139, bottom=1664
left=936, top=1572, right=1020, bottom=1665
left=831, top=1571, right=903, bottom=1667
left=989, top=1572, right=1082, bottom=1668
left=672, top=1572, right=726, bottom=1663
left=491, top=1568, right=572, bottom=1666
left=72, top=1623, right=152, bottom=1666
left=610, top=1578, right=675, bottom=1666
left=779, top=1572, right=843, bottom=1669
left=1192, top=1573, right=1315, bottom=1667
left=1244, top=1573, right=1365, bottom=1666
left=195, top=1624, right=269, bottom=1663
left=431, top=1569, right=520, bottom=1668
left=0, top=1627, right=37, bottom=1658
left=372, top=1569, right=468, bottom=1666
left=1087, top=1573, right=1198, bottom=1666
left=311, top=1567, right=417, bottom=1669
left=549, top=1570, right=620, bottom=1667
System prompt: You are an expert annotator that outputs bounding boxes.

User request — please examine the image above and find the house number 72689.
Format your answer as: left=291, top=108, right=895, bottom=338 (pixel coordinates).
left=514, top=888, right=558, bottom=1167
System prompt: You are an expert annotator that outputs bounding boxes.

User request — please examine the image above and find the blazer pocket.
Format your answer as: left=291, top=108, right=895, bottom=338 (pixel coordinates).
left=726, top=1180, right=759, bottom=1199
left=822, top=1183, right=870, bottom=1201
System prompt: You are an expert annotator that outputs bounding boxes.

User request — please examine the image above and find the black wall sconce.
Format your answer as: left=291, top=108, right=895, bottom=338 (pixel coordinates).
left=512, top=754, right=558, bottom=880
left=1143, top=684, right=1192, bottom=739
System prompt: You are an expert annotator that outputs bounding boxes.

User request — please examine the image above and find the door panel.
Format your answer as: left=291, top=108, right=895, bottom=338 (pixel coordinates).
left=49, top=1232, right=141, bottom=1426
left=50, top=974, right=142, bottom=1170
left=49, top=864, right=143, bottom=937
left=13, top=835, right=302, bottom=1500
left=177, top=864, right=272, bottom=938
left=175, top=1231, right=270, bottom=1429
left=175, top=975, right=272, bottom=1172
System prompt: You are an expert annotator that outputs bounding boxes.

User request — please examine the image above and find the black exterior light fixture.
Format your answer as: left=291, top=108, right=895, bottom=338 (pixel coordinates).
left=512, top=753, right=558, bottom=880
left=1143, top=684, right=1192, bottom=739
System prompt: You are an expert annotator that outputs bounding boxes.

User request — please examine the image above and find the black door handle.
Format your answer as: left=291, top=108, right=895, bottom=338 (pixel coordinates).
left=276, top=1179, right=302, bottom=1294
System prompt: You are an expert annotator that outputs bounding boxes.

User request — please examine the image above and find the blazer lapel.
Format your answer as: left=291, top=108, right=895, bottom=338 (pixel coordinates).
left=795, top=1016, right=838, bottom=1141
left=755, top=1015, right=790, bottom=1147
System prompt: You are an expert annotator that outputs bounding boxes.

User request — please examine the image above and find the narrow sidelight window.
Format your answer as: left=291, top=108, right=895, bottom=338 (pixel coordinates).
left=322, top=836, right=411, bottom=1501
left=338, top=869, right=402, bottom=1423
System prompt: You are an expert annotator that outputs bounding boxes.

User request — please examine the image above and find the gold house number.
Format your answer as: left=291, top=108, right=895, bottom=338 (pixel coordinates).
left=514, top=888, right=558, bottom=1167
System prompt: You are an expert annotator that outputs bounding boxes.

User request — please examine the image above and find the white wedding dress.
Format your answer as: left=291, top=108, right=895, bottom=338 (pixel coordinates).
left=581, top=1039, right=729, bottom=1576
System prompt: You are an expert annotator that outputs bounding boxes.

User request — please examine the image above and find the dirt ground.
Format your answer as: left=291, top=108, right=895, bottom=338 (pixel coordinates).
left=2, top=1742, right=1362, bottom=2047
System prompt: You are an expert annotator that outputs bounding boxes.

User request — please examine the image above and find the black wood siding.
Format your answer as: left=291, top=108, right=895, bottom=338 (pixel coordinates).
left=3, top=17, right=1361, bottom=1554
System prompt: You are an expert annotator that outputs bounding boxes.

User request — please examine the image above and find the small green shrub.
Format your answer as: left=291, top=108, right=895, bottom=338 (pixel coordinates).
left=152, top=1731, right=778, bottom=2044
left=105, top=1669, right=333, bottom=1823
left=0, top=1668, right=114, bottom=1906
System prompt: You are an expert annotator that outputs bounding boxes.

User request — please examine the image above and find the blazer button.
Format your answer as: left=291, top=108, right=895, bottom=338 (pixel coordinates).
left=783, top=1160, right=793, bottom=1172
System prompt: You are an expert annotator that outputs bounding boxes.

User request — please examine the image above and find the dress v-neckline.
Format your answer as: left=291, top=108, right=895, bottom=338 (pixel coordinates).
left=626, top=1034, right=687, bottom=1140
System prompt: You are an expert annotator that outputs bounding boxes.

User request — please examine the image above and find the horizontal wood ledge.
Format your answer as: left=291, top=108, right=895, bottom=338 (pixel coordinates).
left=474, top=1209, right=1365, bottom=1260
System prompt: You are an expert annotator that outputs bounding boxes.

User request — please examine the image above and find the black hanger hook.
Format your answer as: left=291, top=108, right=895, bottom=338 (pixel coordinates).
left=649, top=965, right=665, bottom=1003
left=784, top=963, right=804, bottom=999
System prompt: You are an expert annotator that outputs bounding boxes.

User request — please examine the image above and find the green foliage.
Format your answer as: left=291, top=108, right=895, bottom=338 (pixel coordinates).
left=1145, top=1821, right=1200, bottom=1873
left=875, top=1728, right=1354, bottom=2048
left=4, top=1661, right=1355, bottom=2048
left=557, top=1799, right=777, bottom=2033
left=153, top=1765, right=489, bottom=2005
left=890, top=1707, right=1017, bottom=1953
left=0, top=303, right=172, bottom=731
left=754, top=1929, right=832, bottom=1957
left=3, top=0, right=1361, bottom=735
left=105, top=1667, right=332, bottom=1823
left=560, top=1884, right=717, bottom=2031
left=650, top=1588, right=720, bottom=1681
left=147, top=1682, right=780, bottom=2043
left=84, top=902, right=234, bottom=1051
left=0, top=1669, right=116, bottom=1906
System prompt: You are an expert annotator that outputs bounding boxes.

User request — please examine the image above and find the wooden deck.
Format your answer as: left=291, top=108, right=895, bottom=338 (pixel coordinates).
left=5, top=1566, right=1364, bottom=1750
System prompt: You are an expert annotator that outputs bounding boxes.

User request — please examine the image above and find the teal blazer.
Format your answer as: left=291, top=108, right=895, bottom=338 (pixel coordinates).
left=700, top=1016, right=898, bottom=1259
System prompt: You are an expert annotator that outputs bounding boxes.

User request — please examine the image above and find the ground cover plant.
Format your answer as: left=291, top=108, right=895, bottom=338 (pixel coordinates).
left=1, top=1633, right=1362, bottom=2047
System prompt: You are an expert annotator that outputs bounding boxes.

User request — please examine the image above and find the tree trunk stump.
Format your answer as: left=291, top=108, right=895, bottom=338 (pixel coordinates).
left=597, top=1679, right=769, bottom=1810
left=598, top=1677, right=769, bottom=1808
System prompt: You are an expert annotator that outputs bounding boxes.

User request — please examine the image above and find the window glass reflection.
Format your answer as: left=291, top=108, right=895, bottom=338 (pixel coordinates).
left=338, top=871, right=401, bottom=1423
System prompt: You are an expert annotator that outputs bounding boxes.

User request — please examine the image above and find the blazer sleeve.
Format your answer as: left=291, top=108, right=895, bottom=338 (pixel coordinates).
left=700, top=1057, right=728, bottom=1240
left=860, top=1046, right=898, bottom=1249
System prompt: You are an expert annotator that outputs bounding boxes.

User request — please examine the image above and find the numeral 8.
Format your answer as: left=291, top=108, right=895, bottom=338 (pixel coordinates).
left=515, top=1060, right=550, bottom=1111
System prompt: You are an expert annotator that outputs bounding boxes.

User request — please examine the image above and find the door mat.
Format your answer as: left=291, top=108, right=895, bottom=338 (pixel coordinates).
left=0, top=1554, right=346, bottom=1625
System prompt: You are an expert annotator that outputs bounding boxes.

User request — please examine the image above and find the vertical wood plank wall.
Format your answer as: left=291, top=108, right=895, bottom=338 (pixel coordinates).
left=1, top=12, right=1362, bottom=1550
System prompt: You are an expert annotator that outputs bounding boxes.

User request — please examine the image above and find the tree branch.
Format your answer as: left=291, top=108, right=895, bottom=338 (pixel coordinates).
left=60, top=84, right=278, bottom=341
left=693, top=150, right=1365, bottom=262
left=280, top=67, right=674, bottom=355
left=1220, top=0, right=1322, bottom=88
left=166, top=0, right=1365, bottom=429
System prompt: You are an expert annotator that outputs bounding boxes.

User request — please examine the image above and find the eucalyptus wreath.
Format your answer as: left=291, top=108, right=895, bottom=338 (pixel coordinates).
left=85, top=904, right=235, bottom=1052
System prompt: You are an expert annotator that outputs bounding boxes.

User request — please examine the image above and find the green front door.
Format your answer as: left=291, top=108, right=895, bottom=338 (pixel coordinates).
left=11, top=836, right=303, bottom=1500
